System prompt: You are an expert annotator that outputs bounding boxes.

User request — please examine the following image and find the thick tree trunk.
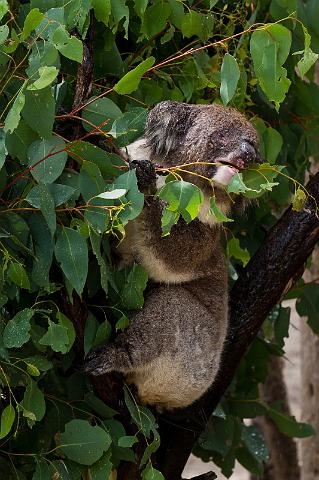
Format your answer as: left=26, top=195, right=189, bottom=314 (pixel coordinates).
left=251, top=357, right=300, bottom=480
left=154, top=173, right=319, bottom=480
left=300, top=247, right=319, bottom=480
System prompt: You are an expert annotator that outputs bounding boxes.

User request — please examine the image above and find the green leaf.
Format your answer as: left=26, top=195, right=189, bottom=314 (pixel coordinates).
left=111, top=170, right=144, bottom=224
left=5, top=119, right=38, bottom=164
left=21, top=8, right=44, bottom=41
left=39, top=320, right=70, bottom=353
left=84, top=312, right=99, bottom=356
left=250, top=24, right=292, bottom=109
left=26, top=363, right=40, bottom=376
left=135, top=0, right=149, bottom=19
left=0, top=405, right=15, bottom=439
left=227, top=165, right=282, bottom=198
left=181, top=10, right=201, bottom=38
left=181, top=10, right=213, bottom=42
left=28, top=214, right=53, bottom=287
left=81, top=97, right=122, bottom=134
left=94, top=319, right=112, bottom=347
left=140, top=431, right=161, bottom=467
left=27, top=137, right=68, bottom=184
left=141, top=2, right=171, bottom=38
left=242, top=424, right=269, bottom=462
left=158, top=180, right=204, bottom=229
left=292, top=188, right=307, bottom=212
left=22, top=87, right=55, bottom=138
left=4, top=89, right=26, bottom=134
left=52, top=26, right=83, bottom=63
left=236, top=444, right=263, bottom=476
left=92, top=0, right=111, bottom=25
left=114, top=57, right=155, bottom=95
left=0, top=24, right=9, bottom=45
left=110, top=108, right=148, bottom=147
left=274, top=306, right=290, bottom=348
left=115, top=315, right=130, bottom=331
left=57, top=311, right=76, bottom=350
left=124, top=388, right=158, bottom=437
left=110, top=0, right=130, bottom=38
left=79, top=161, right=105, bottom=201
left=55, top=227, right=88, bottom=296
left=209, top=197, right=233, bottom=223
left=67, top=140, right=125, bottom=177
left=263, top=127, right=283, bottom=164
left=88, top=451, right=113, bottom=480
left=26, top=184, right=76, bottom=208
left=142, top=463, right=165, bottom=480
left=295, top=26, right=318, bottom=78
left=227, top=238, right=250, bottom=267
left=268, top=407, right=315, bottom=438
left=21, top=379, right=46, bottom=421
left=90, top=229, right=109, bottom=295
left=296, top=284, right=319, bottom=334
left=27, top=66, right=58, bottom=90
left=118, top=435, right=138, bottom=447
left=7, top=262, right=30, bottom=289
left=25, top=355, right=53, bottom=372
left=37, top=184, right=56, bottom=236
left=0, top=0, right=8, bottom=22
left=27, top=40, right=60, bottom=78
left=79, top=161, right=110, bottom=232
left=60, top=419, right=111, bottom=465
left=97, top=189, right=127, bottom=200
left=121, top=264, right=148, bottom=309
left=220, top=53, right=240, bottom=105
left=161, top=209, right=180, bottom=236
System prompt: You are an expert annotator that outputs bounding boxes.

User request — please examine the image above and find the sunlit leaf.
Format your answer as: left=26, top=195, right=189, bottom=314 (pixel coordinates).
left=114, top=57, right=155, bottom=95
left=21, top=8, right=44, bottom=40
left=0, top=405, right=15, bottom=439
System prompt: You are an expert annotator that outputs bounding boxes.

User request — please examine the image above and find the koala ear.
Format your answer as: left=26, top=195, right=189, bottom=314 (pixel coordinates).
left=145, top=101, right=193, bottom=157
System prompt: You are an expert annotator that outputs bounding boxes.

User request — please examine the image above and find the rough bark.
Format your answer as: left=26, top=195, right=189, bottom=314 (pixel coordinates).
left=154, top=172, right=319, bottom=480
left=300, top=247, right=319, bottom=480
left=251, top=357, right=300, bottom=480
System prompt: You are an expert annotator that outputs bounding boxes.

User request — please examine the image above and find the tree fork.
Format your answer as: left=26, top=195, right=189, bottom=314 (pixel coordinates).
left=155, top=173, right=319, bottom=480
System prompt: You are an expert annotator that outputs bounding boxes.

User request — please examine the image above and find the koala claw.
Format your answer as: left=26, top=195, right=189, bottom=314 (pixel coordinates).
left=129, top=159, right=156, bottom=193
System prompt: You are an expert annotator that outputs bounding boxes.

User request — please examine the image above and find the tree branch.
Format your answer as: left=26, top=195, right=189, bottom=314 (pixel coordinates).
left=155, top=173, right=319, bottom=480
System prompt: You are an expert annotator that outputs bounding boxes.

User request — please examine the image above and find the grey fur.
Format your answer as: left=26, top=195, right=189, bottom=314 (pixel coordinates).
left=84, top=101, right=260, bottom=410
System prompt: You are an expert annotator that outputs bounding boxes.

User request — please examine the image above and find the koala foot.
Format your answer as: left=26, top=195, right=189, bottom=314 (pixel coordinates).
left=129, top=159, right=156, bottom=194
left=84, top=343, right=134, bottom=376
left=84, top=345, right=113, bottom=376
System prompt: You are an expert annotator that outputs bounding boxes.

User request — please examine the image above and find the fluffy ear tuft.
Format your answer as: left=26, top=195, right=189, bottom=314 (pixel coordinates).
left=145, top=101, right=193, bottom=157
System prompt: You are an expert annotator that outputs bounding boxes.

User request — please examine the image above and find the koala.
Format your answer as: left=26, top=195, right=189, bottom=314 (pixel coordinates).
left=84, top=101, right=260, bottom=410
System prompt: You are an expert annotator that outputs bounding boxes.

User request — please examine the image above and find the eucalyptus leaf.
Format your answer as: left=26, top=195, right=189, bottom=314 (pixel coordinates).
left=114, top=57, right=155, bottom=95
left=0, top=405, right=15, bottom=439
left=55, top=228, right=88, bottom=296
left=220, top=53, right=240, bottom=105
left=3, top=308, right=34, bottom=348
left=27, top=137, right=67, bottom=184
left=60, top=419, right=111, bottom=465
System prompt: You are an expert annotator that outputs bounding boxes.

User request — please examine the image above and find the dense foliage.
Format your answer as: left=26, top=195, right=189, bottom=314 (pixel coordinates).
left=0, top=0, right=319, bottom=478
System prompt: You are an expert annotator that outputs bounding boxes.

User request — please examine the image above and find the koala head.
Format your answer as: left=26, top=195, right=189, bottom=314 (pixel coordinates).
left=145, top=101, right=261, bottom=196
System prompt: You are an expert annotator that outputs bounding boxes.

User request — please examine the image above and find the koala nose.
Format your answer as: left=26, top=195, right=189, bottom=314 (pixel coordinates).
left=240, top=141, right=256, bottom=163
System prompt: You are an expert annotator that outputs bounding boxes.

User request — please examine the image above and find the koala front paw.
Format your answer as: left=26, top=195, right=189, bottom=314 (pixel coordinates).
left=129, top=159, right=156, bottom=194
left=84, top=345, right=111, bottom=376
